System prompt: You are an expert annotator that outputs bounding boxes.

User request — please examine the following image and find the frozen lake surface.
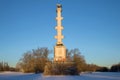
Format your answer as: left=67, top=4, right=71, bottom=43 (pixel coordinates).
left=0, top=72, right=120, bottom=80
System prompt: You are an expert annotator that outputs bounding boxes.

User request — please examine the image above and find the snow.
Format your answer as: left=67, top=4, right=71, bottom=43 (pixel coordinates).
left=0, top=72, right=120, bottom=80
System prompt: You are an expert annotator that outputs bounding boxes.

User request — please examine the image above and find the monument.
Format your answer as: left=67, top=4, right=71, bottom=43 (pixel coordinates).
left=44, top=3, right=78, bottom=75
left=54, top=4, right=66, bottom=62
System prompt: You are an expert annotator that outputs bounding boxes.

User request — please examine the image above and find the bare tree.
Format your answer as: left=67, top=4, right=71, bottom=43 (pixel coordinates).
left=17, top=47, right=50, bottom=73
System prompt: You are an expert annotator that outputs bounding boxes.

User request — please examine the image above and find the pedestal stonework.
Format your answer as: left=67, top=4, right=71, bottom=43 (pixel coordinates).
left=54, top=45, right=66, bottom=62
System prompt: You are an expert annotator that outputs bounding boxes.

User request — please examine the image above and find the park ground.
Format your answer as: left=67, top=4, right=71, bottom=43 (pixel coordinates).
left=0, top=72, right=120, bottom=80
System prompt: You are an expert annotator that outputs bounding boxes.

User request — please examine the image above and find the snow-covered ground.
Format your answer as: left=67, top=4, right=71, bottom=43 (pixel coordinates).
left=0, top=72, right=120, bottom=80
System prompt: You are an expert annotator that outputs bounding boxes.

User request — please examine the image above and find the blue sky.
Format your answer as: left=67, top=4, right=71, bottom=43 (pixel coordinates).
left=0, top=0, right=120, bottom=67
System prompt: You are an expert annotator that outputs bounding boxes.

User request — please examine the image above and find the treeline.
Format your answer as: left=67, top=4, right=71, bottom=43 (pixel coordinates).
left=96, top=63, right=120, bottom=72
left=16, top=47, right=120, bottom=73
left=0, top=62, right=9, bottom=71
left=110, top=63, right=120, bottom=72
left=0, top=62, right=15, bottom=72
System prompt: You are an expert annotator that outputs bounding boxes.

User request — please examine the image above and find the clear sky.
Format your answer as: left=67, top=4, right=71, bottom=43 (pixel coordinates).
left=0, top=0, right=120, bottom=67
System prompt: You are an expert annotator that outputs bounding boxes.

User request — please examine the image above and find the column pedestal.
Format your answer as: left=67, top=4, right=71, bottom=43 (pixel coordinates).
left=54, top=44, right=66, bottom=62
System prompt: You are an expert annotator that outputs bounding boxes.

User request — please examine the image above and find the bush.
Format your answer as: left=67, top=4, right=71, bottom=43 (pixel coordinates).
left=44, top=62, right=79, bottom=75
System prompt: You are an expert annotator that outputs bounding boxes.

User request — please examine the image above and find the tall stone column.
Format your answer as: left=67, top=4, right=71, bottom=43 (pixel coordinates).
left=54, top=4, right=66, bottom=62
